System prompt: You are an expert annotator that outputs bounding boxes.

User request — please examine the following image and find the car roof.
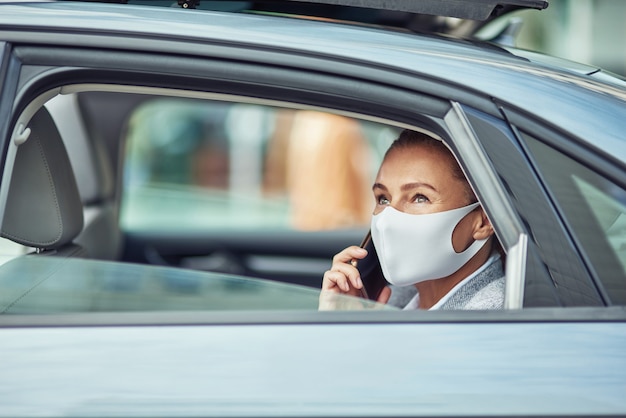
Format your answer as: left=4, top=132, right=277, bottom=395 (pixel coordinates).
left=1, top=1, right=625, bottom=160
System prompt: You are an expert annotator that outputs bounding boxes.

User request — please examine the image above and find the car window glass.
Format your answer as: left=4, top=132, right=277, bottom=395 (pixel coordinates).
left=0, top=256, right=392, bottom=314
left=573, top=176, right=626, bottom=276
left=120, top=98, right=400, bottom=233
left=522, top=132, right=626, bottom=305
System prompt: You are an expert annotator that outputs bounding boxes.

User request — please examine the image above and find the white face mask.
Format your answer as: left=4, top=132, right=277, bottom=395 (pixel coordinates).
left=370, top=202, right=488, bottom=287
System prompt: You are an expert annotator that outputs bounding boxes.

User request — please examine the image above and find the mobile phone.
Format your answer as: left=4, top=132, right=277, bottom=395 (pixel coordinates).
left=355, top=230, right=388, bottom=301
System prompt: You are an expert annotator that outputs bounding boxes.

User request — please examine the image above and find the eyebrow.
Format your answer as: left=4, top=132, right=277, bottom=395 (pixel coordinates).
left=372, top=182, right=437, bottom=192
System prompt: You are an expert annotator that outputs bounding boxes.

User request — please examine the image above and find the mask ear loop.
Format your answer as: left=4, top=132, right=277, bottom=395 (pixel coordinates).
left=450, top=202, right=483, bottom=254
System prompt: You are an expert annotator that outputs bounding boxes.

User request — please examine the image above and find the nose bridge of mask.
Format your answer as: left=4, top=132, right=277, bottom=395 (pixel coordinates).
left=378, top=202, right=479, bottom=224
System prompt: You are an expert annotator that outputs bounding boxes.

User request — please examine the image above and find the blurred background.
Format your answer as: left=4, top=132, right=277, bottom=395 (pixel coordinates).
left=512, top=0, right=625, bottom=77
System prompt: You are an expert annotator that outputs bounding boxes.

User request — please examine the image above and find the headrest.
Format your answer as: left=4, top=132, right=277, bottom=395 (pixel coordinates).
left=46, top=94, right=115, bottom=205
left=1, top=107, right=84, bottom=249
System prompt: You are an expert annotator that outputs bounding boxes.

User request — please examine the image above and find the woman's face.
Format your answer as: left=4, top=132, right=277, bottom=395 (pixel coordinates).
left=373, top=143, right=473, bottom=216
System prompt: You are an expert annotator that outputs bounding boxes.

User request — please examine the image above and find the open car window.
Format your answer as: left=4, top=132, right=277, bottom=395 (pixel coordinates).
left=0, top=85, right=618, bottom=315
left=1, top=76, right=623, bottom=315
left=0, top=87, right=515, bottom=316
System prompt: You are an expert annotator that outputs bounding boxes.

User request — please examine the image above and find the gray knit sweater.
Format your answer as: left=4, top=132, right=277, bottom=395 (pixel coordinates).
left=387, top=254, right=505, bottom=310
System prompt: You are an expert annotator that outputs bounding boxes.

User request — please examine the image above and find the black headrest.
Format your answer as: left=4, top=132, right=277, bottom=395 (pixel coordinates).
left=1, top=107, right=84, bottom=249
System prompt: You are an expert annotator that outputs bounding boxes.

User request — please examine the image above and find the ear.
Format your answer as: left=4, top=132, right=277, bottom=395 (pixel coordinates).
left=472, top=207, right=495, bottom=240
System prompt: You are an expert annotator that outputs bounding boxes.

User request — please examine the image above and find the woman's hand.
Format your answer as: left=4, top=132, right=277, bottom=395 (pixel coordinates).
left=322, top=246, right=366, bottom=297
left=321, top=246, right=391, bottom=303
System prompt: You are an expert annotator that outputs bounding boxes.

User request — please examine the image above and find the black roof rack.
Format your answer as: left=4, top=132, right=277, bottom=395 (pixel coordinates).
left=66, top=0, right=549, bottom=34
left=173, top=0, right=548, bottom=20
left=252, top=0, right=548, bottom=20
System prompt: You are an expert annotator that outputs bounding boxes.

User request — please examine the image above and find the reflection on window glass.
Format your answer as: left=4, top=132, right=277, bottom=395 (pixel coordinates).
left=0, top=256, right=393, bottom=313
left=573, top=176, right=626, bottom=274
left=523, top=132, right=626, bottom=304
left=120, top=97, right=399, bottom=233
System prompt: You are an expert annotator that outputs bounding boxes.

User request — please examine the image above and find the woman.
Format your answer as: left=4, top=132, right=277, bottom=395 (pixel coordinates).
left=321, top=129, right=505, bottom=310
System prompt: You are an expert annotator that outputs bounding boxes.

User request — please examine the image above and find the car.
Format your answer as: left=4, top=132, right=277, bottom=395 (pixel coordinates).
left=0, top=0, right=625, bottom=416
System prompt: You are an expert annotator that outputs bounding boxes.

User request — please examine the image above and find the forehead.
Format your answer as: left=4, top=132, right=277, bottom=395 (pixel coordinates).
left=378, top=143, right=458, bottom=178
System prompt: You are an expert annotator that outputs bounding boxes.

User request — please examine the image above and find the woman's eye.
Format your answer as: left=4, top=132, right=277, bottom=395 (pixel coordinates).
left=413, top=194, right=429, bottom=203
left=377, top=196, right=390, bottom=205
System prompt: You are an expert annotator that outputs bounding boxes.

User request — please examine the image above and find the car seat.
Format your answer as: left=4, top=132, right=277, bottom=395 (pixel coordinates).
left=45, top=94, right=122, bottom=260
left=0, top=106, right=85, bottom=257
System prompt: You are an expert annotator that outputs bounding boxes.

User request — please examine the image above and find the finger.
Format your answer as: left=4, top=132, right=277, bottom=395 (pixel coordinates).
left=329, top=262, right=363, bottom=290
left=322, top=270, right=363, bottom=297
left=322, top=270, right=353, bottom=292
left=376, top=286, right=392, bottom=304
left=332, top=246, right=368, bottom=264
left=321, top=270, right=341, bottom=291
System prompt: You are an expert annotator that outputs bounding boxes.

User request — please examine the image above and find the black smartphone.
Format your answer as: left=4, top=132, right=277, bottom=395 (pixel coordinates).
left=355, top=231, right=388, bottom=301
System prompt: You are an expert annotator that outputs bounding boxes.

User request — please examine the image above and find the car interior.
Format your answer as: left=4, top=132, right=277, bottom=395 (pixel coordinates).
left=0, top=87, right=407, bottom=292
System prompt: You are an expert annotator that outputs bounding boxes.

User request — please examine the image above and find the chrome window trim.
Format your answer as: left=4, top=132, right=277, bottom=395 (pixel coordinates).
left=504, top=233, right=527, bottom=309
